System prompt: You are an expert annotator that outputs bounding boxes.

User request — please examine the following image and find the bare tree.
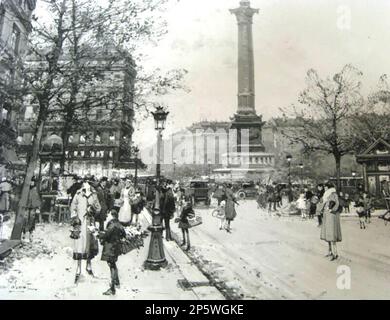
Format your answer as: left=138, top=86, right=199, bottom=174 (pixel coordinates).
left=11, top=0, right=187, bottom=240
left=349, top=74, right=390, bottom=153
left=281, top=64, right=364, bottom=190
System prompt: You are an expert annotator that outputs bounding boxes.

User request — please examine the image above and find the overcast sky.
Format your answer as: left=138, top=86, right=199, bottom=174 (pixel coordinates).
left=133, top=0, right=390, bottom=148
left=36, top=0, right=390, bottom=148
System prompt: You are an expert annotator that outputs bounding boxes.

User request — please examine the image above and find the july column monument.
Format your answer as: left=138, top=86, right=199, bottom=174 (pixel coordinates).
left=230, top=0, right=265, bottom=153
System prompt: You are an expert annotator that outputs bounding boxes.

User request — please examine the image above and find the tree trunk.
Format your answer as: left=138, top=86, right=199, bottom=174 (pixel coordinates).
left=59, top=119, right=71, bottom=174
left=334, top=153, right=342, bottom=193
left=11, top=121, right=45, bottom=240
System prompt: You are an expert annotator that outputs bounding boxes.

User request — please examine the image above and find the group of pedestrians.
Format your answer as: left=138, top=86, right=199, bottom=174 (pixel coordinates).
left=67, top=175, right=146, bottom=295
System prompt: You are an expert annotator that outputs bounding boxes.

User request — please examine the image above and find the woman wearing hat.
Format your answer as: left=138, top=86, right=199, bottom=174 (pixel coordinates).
left=318, top=182, right=342, bottom=261
left=70, top=178, right=101, bottom=283
left=224, top=184, right=238, bottom=233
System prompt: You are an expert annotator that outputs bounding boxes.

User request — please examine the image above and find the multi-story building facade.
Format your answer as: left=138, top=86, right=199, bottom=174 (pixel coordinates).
left=0, top=0, right=36, bottom=176
left=17, top=45, right=137, bottom=178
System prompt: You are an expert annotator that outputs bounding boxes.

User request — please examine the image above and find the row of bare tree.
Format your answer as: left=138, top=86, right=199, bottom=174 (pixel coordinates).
left=281, top=64, right=390, bottom=190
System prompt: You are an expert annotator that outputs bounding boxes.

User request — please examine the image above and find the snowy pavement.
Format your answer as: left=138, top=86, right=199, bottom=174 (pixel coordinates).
left=2, top=201, right=389, bottom=300
left=0, top=214, right=213, bottom=300
left=170, top=199, right=390, bottom=300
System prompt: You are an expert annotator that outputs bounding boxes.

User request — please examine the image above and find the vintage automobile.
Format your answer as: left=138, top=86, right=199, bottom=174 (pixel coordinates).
left=185, top=180, right=211, bottom=206
left=235, top=182, right=258, bottom=200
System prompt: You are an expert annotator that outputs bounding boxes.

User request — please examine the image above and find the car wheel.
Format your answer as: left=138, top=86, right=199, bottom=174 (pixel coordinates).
left=237, top=191, right=246, bottom=200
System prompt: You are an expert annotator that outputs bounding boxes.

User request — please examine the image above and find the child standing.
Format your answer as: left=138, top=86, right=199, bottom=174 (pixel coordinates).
left=363, top=192, right=373, bottom=224
left=178, top=200, right=195, bottom=251
left=99, top=209, right=126, bottom=296
left=296, top=193, right=307, bottom=219
left=343, top=193, right=351, bottom=213
left=355, top=195, right=366, bottom=229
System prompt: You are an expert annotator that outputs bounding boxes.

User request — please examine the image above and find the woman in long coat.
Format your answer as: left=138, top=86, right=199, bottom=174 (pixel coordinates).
left=224, top=184, right=238, bottom=233
left=0, top=177, right=12, bottom=214
left=70, top=180, right=101, bottom=283
left=318, top=182, right=342, bottom=261
left=22, top=180, right=41, bottom=242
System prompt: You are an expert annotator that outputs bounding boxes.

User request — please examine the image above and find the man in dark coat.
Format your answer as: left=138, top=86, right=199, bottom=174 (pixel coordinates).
left=67, top=176, right=83, bottom=201
left=160, top=183, right=176, bottom=241
left=99, top=209, right=126, bottom=296
left=95, top=177, right=112, bottom=231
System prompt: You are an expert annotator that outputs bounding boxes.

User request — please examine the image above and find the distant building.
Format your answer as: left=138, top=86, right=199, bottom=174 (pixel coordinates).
left=18, top=45, right=138, bottom=178
left=0, top=0, right=36, bottom=176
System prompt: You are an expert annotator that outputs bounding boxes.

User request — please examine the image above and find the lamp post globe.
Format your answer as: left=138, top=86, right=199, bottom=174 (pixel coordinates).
left=144, top=106, right=169, bottom=270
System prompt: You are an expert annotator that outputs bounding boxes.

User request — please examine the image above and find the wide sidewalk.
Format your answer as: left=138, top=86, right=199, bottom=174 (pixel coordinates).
left=0, top=212, right=224, bottom=300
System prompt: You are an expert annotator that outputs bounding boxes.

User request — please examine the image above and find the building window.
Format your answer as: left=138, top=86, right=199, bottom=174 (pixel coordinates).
left=74, top=151, right=78, bottom=157
left=10, top=24, right=21, bottom=56
left=109, top=132, right=115, bottom=142
left=80, top=150, right=85, bottom=157
left=68, top=135, right=74, bottom=143
left=109, top=151, right=113, bottom=158
left=95, top=133, right=101, bottom=143
left=80, top=135, right=86, bottom=144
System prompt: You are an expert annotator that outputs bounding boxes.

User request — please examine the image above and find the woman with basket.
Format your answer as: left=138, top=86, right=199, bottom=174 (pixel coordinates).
left=70, top=178, right=101, bottom=284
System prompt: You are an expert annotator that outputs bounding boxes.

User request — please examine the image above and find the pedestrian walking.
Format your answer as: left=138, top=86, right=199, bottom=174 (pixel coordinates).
left=224, top=184, right=238, bottom=232
left=160, top=182, right=176, bottom=241
left=318, top=182, right=342, bottom=261
left=296, top=193, right=307, bottom=219
left=118, top=179, right=134, bottom=226
left=362, top=192, right=373, bottom=224
left=67, top=176, right=83, bottom=202
left=173, top=184, right=185, bottom=217
left=95, top=177, right=112, bottom=231
left=0, top=177, right=12, bottom=215
left=99, top=209, right=126, bottom=296
left=355, top=194, right=366, bottom=229
left=70, top=178, right=101, bottom=283
left=315, top=184, right=325, bottom=227
left=343, top=193, right=351, bottom=213
left=22, top=179, right=41, bottom=242
left=130, top=189, right=145, bottom=226
left=178, top=199, right=195, bottom=251
left=303, top=187, right=314, bottom=219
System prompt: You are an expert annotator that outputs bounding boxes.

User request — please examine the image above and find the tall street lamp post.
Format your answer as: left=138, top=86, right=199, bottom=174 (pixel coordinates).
left=144, top=106, right=169, bottom=270
left=133, top=146, right=139, bottom=187
left=299, top=163, right=304, bottom=190
left=173, top=159, right=177, bottom=180
left=286, top=154, right=292, bottom=202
